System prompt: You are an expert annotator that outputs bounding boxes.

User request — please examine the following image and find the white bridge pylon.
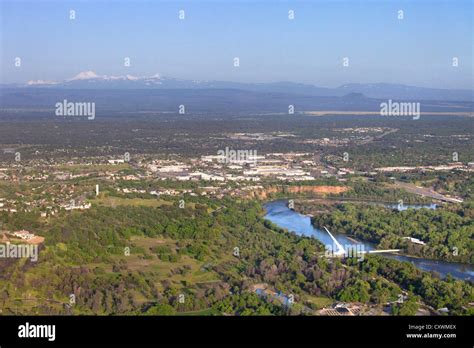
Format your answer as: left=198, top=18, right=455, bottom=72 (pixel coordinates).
left=323, top=226, right=346, bottom=256
left=323, top=226, right=401, bottom=257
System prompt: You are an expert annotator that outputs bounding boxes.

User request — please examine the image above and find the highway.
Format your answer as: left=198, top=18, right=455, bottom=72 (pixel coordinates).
left=392, top=181, right=463, bottom=203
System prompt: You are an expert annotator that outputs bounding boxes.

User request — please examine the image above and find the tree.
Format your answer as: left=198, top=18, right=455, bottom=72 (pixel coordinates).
left=391, top=297, right=419, bottom=315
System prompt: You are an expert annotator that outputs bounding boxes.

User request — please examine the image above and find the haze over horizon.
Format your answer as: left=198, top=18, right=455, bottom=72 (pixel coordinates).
left=6, top=70, right=474, bottom=93
left=1, top=0, right=472, bottom=89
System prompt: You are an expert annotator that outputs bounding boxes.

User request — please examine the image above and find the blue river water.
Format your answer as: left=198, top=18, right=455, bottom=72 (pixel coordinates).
left=264, top=200, right=473, bottom=281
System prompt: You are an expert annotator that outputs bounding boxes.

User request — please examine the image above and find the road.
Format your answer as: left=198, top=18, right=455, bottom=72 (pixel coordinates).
left=392, top=181, right=463, bottom=203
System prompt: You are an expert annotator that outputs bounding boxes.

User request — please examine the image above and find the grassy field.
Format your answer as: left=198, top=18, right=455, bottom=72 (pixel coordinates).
left=303, top=295, right=333, bottom=309
left=117, top=236, right=222, bottom=291
left=94, top=196, right=173, bottom=208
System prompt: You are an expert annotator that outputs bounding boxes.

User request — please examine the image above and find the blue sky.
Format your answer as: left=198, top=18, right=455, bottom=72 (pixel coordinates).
left=1, top=0, right=472, bottom=88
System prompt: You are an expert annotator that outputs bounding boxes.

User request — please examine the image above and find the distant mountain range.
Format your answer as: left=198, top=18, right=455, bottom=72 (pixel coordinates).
left=2, top=71, right=472, bottom=102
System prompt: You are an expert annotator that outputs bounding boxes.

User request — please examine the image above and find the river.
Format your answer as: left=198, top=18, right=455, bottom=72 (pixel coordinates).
left=264, top=200, right=473, bottom=281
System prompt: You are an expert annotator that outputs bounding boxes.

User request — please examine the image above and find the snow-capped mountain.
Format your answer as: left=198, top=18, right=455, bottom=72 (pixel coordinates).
left=39, top=71, right=170, bottom=88
left=17, top=71, right=474, bottom=102
left=69, top=70, right=101, bottom=80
